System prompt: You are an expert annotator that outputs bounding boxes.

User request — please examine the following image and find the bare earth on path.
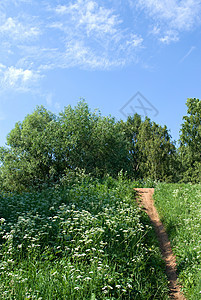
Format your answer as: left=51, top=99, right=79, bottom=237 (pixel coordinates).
left=135, top=188, right=186, bottom=300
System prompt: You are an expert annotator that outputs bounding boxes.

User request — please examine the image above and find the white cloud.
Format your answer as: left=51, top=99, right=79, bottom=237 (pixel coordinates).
left=59, top=40, right=126, bottom=69
left=0, top=17, right=40, bottom=41
left=55, top=5, right=68, bottom=14
left=54, top=0, right=121, bottom=36
left=136, top=0, right=201, bottom=42
left=0, top=1, right=143, bottom=71
left=0, top=0, right=32, bottom=9
left=137, top=0, right=201, bottom=27
left=1, top=66, right=42, bottom=91
left=74, top=0, right=120, bottom=35
left=179, top=46, right=196, bottom=63
left=47, top=0, right=143, bottom=69
left=126, top=34, right=143, bottom=48
left=0, top=63, right=6, bottom=71
left=45, top=92, right=61, bottom=112
left=150, top=25, right=160, bottom=35
left=159, top=30, right=179, bottom=44
left=0, top=0, right=200, bottom=77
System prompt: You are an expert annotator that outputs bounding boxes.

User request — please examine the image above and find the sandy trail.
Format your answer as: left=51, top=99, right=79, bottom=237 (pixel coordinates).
left=135, top=188, right=186, bottom=300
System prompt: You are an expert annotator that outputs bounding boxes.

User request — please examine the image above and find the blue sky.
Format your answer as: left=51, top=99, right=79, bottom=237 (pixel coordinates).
left=1, top=0, right=201, bottom=146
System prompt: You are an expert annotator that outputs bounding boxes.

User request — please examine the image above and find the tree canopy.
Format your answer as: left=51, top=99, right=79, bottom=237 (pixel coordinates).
left=0, top=98, right=200, bottom=191
left=0, top=101, right=129, bottom=191
left=179, top=98, right=201, bottom=183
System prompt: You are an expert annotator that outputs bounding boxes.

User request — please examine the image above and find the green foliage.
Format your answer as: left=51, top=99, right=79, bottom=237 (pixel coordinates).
left=118, top=114, right=142, bottom=178
left=132, top=178, right=159, bottom=188
left=0, top=97, right=200, bottom=191
left=119, top=114, right=177, bottom=182
left=59, top=101, right=128, bottom=178
left=137, top=118, right=177, bottom=181
left=0, top=100, right=181, bottom=191
left=0, top=101, right=129, bottom=192
left=154, top=183, right=201, bottom=299
left=179, top=98, right=201, bottom=183
left=0, top=106, right=58, bottom=191
left=0, top=178, right=169, bottom=299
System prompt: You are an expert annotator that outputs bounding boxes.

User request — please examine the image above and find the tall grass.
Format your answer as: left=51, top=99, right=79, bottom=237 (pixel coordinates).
left=0, top=175, right=169, bottom=299
left=154, top=183, right=201, bottom=300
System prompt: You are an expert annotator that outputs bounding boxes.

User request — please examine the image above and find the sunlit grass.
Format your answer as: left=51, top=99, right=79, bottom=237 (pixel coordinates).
left=154, top=183, right=201, bottom=300
left=0, top=176, right=169, bottom=299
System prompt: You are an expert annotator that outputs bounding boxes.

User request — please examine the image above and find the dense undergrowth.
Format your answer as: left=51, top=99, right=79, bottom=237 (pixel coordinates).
left=154, top=183, right=201, bottom=300
left=0, top=174, right=169, bottom=299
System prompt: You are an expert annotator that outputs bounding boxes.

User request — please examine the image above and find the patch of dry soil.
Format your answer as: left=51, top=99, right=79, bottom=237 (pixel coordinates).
left=135, top=188, right=186, bottom=300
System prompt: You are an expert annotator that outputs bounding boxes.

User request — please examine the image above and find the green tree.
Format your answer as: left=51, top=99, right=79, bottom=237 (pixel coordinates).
left=136, top=118, right=177, bottom=181
left=58, top=101, right=129, bottom=177
left=0, top=101, right=129, bottom=191
left=90, top=116, right=129, bottom=177
left=0, top=106, right=58, bottom=191
left=118, top=114, right=142, bottom=179
left=179, top=98, right=201, bottom=183
left=119, top=114, right=177, bottom=181
left=58, top=101, right=94, bottom=172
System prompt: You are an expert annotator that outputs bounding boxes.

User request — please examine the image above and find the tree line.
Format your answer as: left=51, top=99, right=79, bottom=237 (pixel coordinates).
left=0, top=98, right=200, bottom=192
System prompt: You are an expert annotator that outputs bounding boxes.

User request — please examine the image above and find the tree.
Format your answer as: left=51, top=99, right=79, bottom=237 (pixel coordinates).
left=0, top=106, right=58, bottom=191
left=136, top=118, right=177, bottom=181
left=58, top=101, right=129, bottom=177
left=119, top=114, right=177, bottom=181
left=90, top=116, right=129, bottom=177
left=0, top=100, right=181, bottom=192
left=118, top=114, right=142, bottom=179
left=179, top=98, right=201, bottom=183
left=0, top=101, right=129, bottom=191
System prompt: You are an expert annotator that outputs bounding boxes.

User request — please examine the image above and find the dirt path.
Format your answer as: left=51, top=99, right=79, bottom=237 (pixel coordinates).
left=135, top=188, right=186, bottom=300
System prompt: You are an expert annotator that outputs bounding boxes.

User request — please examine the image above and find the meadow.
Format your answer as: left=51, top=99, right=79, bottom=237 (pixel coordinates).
left=154, top=183, right=201, bottom=300
left=0, top=174, right=169, bottom=299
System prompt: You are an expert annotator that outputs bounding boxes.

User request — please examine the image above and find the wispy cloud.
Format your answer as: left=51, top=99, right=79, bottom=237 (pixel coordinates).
left=0, top=63, right=6, bottom=71
left=54, top=1, right=120, bottom=35
left=0, top=17, right=40, bottom=41
left=0, top=0, right=144, bottom=79
left=0, top=66, right=42, bottom=92
left=45, top=92, right=61, bottom=112
left=47, top=0, right=143, bottom=69
left=136, top=0, right=201, bottom=43
left=159, top=30, right=179, bottom=44
left=179, top=46, right=196, bottom=63
left=0, top=0, right=200, bottom=95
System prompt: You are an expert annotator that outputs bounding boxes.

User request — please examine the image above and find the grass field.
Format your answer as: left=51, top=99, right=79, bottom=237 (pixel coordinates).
left=0, top=175, right=169, bottom=299
left=154, top=183, right=201, bottom=300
